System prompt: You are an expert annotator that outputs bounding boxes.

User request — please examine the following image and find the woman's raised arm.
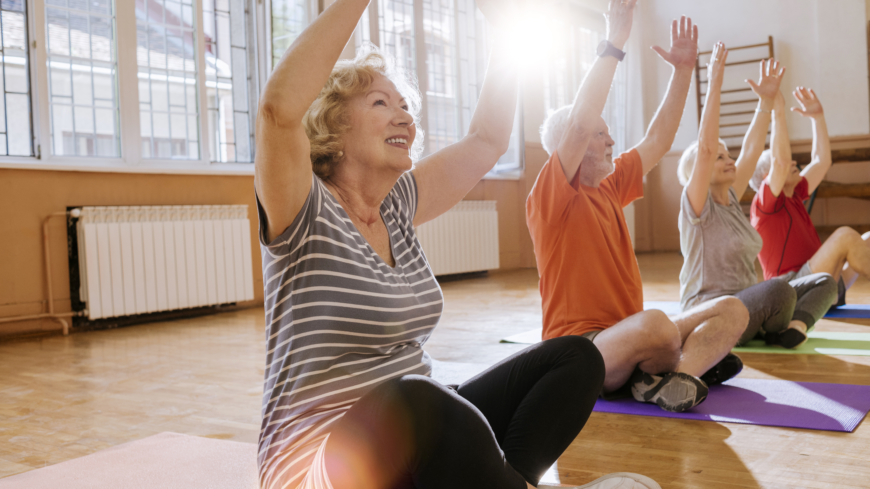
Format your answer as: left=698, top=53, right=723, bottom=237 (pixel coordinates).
left=793, top=88, right=831, bottom=194
left=731, top=59, right=783, bottom=200
left=255, top=0, right=370, bottom=242
left=685, top=42, right=727, bottom=217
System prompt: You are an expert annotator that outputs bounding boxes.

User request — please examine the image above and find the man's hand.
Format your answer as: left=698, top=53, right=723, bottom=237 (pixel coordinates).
left=605, top=0, right=638, bottom=49
left=746, top=59, right=785, bottom=105
left=652, top=16, right=698, bottom=71
left=792, top=87, right=824, bottom=119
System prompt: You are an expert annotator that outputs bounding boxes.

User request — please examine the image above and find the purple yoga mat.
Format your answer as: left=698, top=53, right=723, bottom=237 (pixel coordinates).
left=594, top=378, right=870, bottom=432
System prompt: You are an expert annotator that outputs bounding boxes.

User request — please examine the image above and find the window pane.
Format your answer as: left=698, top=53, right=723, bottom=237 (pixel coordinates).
left=46, top=0, right=120, bottom=157
left=422, top=0, right=458, bottom=154
left=204, top=0, right=253, bottom=163
left=271, top=0, right=308, bottom=68
left=136, top=0, right=200, bottom=160
left=0, top=0, right=33, bottom=156
left=454, top=0, right=522, bottom=173
left=378, top=0, right=415, bottom=73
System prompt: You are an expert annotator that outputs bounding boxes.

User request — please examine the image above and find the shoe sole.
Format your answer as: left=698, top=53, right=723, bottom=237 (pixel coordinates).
left=573, top=472, right=663, bottom=489
left=637, top=372, right=708, bottom=413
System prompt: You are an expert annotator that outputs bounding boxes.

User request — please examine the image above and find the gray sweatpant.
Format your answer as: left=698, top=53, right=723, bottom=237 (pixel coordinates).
left=733, top=273, right=838, bottom=345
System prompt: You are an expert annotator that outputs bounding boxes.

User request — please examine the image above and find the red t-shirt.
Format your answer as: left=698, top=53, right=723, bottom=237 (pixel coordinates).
left=526, top=150, right=644, bottom=340
left=750, top=177, right=822, bottom=280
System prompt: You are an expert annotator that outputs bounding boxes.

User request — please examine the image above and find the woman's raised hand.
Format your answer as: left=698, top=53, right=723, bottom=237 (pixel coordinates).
left=746, top=59, right=785, bottom=103
left=707, top=42, right=728, bottom=86
left=792, top=87, right=824, bottom=119
left=652, top=16, right=698, bottom=71
left=605, top=0, right=638, bottom=49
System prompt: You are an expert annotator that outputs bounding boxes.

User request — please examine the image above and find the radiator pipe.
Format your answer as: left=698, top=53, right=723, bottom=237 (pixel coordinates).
left=0, top=211, right=75, bottom=335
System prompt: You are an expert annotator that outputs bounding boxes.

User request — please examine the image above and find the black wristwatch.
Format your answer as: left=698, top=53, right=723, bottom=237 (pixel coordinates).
left=597, top=40, right=626, bottom=61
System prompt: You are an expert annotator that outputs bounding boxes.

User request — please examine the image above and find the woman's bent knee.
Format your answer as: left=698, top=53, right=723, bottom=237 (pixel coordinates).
left=542, top=335, right=605, bottom=375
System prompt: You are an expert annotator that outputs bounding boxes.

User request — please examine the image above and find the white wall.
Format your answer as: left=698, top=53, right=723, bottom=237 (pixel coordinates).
left=639, top=0, right=870, bottom=151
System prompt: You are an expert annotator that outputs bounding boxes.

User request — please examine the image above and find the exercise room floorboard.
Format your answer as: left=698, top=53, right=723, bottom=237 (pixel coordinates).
left=2, top=253, right=869, bottom=488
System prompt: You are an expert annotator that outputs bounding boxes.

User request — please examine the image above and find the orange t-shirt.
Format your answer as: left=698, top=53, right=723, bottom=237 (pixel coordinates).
left=526, top=149, right=645, bottom=340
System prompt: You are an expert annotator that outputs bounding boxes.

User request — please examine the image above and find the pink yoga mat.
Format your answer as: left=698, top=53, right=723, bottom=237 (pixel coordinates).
left=594, top=378, right=870, bottom=432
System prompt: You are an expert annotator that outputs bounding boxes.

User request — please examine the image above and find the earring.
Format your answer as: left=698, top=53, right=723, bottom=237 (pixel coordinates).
left=337, top=151, right=344, bottom=158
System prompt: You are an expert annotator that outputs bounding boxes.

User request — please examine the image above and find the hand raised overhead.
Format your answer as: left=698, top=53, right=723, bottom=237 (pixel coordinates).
left=746, top=59, right=785, bottom=103
left=605, top=0, right=637, bottom=49
left=652, top=16, right=698, bottom=70
left=706, top=42, right=728, bottom=84
left=792, top=87, right=824, bottom=119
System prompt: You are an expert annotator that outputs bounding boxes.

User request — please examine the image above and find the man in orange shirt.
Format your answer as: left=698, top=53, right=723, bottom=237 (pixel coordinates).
left=527, top=1, right=748, bottom=413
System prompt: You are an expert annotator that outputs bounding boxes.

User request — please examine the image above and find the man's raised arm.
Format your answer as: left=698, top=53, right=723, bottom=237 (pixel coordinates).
left=633, top=16, right=698, bottom=175
left=556, top=0, right=636, bottom=181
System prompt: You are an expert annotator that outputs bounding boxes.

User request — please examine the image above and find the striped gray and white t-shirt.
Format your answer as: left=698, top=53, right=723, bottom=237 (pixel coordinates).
left=256, top=172, right=443, bottom=489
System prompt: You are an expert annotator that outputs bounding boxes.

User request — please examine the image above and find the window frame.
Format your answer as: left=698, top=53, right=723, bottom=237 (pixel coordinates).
left=0, top=0, right=259, bottom=174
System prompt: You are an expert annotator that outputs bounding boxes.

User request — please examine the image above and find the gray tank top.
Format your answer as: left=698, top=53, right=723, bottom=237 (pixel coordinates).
left=256, top=172, right=443, bottom=488
left=679, top=187, right=763, bottom=310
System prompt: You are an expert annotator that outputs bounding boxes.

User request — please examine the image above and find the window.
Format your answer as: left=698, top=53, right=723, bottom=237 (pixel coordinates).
left=45, top=0, right=118, bottom=157
left=0, top=0, right=33, bottom=156
left=0, top=0, right=258, bottom=170
left=204, top=0, right=254, bottom=163
left=136, top=0, right=200, bottom=160
left=269, top=0, right=313, bottom=69
left=544, top=14, right=628, bottom=155
left=358, top=0, right=523, bottom=174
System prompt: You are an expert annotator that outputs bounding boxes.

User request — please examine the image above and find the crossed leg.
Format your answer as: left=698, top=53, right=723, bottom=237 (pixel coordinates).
left=592, top=296, right=747, bottom=393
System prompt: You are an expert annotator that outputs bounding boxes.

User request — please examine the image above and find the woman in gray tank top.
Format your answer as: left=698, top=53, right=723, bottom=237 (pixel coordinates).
left=250, top=1, right=648, bottom=488
left=677, top=44, right=837, bottom=349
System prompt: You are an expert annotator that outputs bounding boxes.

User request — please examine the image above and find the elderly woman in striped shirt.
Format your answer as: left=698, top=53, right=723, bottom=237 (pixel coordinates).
left=253, top=0, right=657, bottom=488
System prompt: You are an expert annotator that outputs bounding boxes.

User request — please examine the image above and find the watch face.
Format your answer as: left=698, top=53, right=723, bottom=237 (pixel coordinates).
left=597, top=40, right=608, bottom=56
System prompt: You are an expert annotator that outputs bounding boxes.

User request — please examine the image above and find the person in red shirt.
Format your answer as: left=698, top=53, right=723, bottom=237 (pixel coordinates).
left=527, top=11, right=748, bottom=413
left=750, top=88, right=870, bottom=302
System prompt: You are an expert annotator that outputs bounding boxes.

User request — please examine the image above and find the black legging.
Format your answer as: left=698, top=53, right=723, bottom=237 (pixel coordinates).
left=322, top=336, right=605, bottom=489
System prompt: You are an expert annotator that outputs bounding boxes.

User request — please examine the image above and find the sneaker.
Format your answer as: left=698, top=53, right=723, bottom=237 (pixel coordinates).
left=539, top=472, right=662, bottom=489
left=630, top=370, right=708, bottom=413
left=764, top=328, right=808, bottom=349
left=700, top=353, right=743, bottom=386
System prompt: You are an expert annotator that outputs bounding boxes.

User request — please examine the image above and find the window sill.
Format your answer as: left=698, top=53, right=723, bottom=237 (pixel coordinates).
left=0, top=158, right=255, bottom=176
left=482, top=169, right=523, bottom=181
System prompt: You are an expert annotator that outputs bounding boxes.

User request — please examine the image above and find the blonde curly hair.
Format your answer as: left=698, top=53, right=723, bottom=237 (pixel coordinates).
left=303, top=44, right=424, bottom=179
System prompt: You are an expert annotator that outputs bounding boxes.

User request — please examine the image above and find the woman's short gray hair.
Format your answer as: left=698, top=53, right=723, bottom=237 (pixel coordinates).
left=540, top=105, right=572, bottom=156
left=677, top=138, right=729, bottom=186
left=749, top=149, right=773, bottom=192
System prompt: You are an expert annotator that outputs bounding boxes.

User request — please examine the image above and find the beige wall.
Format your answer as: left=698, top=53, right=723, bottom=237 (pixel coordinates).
left=0, top=169, right=264, bottom=337
left=0, top=154, right=552, bottom=337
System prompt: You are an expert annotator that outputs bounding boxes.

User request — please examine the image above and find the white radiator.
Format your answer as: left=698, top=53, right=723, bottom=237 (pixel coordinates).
left=75, top=205, right=255, bottom=320
left=415, top=201, right=499, bottom=276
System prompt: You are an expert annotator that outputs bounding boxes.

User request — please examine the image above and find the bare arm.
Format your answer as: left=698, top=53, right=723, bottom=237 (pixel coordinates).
left=633, top=16, right=698, bottom=175
left=255, top=0, right=370, bottom=242
left=732, top=59, right=783, bottom=199
left=556, top=0, right=636, bottom=182
left=767, top=91, right=793, bottom=197
left=793, top=88, right=831, bottom=194
left=412, top=34, right=518, bottom=226
left=686, top=42, right=726, bottom=217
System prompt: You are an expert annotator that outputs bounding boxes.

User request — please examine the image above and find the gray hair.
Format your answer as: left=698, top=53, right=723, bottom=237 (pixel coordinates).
left=749, top=149, right=773, bottom=192
left=677, top=138, right=729, bottom=186
left=540, top=105, right=572, bottom=156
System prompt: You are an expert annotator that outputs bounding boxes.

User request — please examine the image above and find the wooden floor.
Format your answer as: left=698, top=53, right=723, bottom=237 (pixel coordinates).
left=2, top=252, right=870, bottom=487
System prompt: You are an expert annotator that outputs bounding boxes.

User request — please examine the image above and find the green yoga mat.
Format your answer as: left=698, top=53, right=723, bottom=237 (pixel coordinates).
left=733, top=331, right=870, bottom=355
